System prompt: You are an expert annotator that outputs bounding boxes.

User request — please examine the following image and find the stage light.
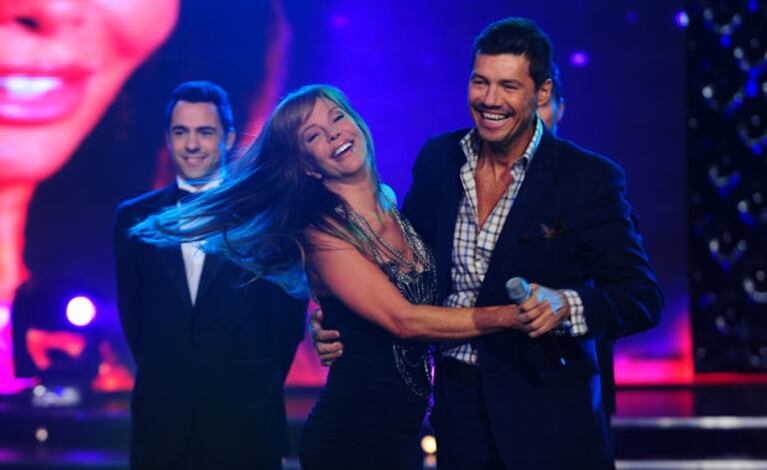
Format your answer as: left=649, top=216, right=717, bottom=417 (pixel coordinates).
left=626, top=11, right=639, bottom=24
left=743, top=268, right=767, bottom=304
left=331, top=14, right=348, bottom=28
left=698, top=290, right=747, bottom=338
left=707, top=232, right=748, bottom=270
left=706, top=153, right=741, bottom=195
left=34, top=426, right=48, bottom=443
left=421, top=435, right=437, bottom=455
left=696, top=65, right=747, bottom=111
left=66, top=296, right=96, bottom=327
left=737, top=190, right=766, bottom=226
left=569, top=52, right=588, bottom=67
left=675, top=11, right=689, bottom=28
left=715, top=310, right=744, bottom=336
left=30, top=384, right=82, bottom=408
left=734, top=96, right=767, bottom=150
left=702, top=6, right=742, bottom=36
left=745, top=79, right=758, bottom=97
left=690, top=78, right=767, bottom=368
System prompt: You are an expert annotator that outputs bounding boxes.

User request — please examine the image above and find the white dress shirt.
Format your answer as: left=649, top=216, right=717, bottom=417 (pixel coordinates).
left=177, top=176, right=221, bottom=306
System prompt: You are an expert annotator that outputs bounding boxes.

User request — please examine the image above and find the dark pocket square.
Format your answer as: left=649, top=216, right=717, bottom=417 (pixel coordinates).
left=520, top=220, right=567, bottom=241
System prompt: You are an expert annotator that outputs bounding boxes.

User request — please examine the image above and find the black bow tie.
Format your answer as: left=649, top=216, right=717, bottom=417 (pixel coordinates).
left=177, top=188, right=201, bottom=202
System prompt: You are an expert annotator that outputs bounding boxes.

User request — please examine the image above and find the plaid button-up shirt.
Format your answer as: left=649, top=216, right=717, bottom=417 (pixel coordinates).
left=442, top=119, right=587, bottom=365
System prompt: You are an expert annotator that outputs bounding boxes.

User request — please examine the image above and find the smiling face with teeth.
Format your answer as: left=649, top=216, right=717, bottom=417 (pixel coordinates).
left=300, top=97, right=370, bottom=183
left=468, top=52, right=551, bottom=158
left=166, top=101, right=234, bottom=183
left=0, top=0, right=179, bottom=184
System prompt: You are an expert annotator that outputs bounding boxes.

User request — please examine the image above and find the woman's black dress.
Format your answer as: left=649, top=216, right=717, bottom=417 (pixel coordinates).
left=300, top=213, right=436, bottom=470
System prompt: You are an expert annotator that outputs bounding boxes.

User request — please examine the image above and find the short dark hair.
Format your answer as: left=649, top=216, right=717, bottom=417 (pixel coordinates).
left=164, top=80, right=235, bottom=131
left=550, top=63, right=564, bottom=102
left=472, top=17, right=553, bottom=90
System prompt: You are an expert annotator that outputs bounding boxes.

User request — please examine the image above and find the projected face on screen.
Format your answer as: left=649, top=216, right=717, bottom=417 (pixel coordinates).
left=0, top=0, right=179, bottom=183
left=0, top=1, right=180, bottom=392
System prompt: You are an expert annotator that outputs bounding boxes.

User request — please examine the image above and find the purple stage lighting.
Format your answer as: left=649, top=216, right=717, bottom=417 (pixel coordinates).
left=569, top=52, right=589, bottom=67
left=66, top=296, right=96, bottom=327
left=0, top=303, right=9, bottom=329
left=331, top=14, right=349, bottom=28
left=675, top=11, right=689, bottom=28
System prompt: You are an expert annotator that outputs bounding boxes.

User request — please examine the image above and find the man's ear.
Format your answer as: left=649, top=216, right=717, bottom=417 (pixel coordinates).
left=536, top=78, right=552, bottom=107
left=225, top=129, right=236, bottom=152
left=557, top=100, right=566, bottom=124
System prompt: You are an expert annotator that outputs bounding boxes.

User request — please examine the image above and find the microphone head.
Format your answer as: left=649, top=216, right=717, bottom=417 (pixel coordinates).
left=505, top=276, right=531, bottom=303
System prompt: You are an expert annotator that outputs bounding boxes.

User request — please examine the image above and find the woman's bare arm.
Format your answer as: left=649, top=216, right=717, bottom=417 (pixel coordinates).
left=308, top=229, right=524, bottom=341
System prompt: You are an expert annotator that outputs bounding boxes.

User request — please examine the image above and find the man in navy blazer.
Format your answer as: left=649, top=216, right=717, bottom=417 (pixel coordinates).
left=401, top=18, right=662, bottom=469
left=539, top=63, right=617, bottom=417
left=114, top=81, right=306, bottom=469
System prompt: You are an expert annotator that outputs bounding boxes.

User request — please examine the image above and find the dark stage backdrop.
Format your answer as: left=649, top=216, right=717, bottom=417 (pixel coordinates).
left=0, top=0, right=687, bottom=392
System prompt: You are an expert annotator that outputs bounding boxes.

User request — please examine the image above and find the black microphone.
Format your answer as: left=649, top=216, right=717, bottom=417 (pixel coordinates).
left=505, top=276, right=566, bottom=366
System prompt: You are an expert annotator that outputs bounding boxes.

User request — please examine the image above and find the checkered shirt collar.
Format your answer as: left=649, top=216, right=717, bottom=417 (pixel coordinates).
left=458, top=117, right=544, bottom=171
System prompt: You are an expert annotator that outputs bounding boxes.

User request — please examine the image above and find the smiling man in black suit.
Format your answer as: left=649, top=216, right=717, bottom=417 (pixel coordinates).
left=113, top=81, right=306, bottom=470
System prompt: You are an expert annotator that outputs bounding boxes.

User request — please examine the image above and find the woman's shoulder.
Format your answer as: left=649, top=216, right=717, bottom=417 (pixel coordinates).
left=380, top=184, right=398, bottom=207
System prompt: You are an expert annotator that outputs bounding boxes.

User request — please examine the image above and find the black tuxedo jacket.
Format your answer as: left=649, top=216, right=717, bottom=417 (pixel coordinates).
left=402, top=128, right=662, bottom=468
left=114, top=183, right=306, bottom=468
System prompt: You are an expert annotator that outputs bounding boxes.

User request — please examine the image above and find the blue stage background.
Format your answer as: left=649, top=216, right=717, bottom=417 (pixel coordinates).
left=7, top=0, right=688, bottom=390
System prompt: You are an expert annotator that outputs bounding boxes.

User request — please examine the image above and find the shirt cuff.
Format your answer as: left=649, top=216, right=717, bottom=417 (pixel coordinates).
left=560, top=289, right=587, bottom=336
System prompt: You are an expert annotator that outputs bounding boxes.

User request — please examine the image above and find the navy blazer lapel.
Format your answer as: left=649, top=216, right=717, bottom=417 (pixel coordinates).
left=196, top=252, right=225, bottom=305
left=151, top=184, right=194, bottom=311
left=435, top=144, right=466, bottom=303
left=157, top=245, right=194, bottom=311
left=477, top=130, right=559, bottom=305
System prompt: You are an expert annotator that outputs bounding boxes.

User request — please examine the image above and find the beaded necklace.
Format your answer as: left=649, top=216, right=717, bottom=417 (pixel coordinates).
left=336, top=194, right=422, bottom=274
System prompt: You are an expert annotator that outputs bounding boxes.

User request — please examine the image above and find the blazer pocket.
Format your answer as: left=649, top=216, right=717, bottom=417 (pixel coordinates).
left=519, top=219, right=568, bottom=242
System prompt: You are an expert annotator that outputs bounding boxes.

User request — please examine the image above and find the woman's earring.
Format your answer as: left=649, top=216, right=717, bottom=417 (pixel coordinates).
left=306, top=170, right=323, bottom=180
